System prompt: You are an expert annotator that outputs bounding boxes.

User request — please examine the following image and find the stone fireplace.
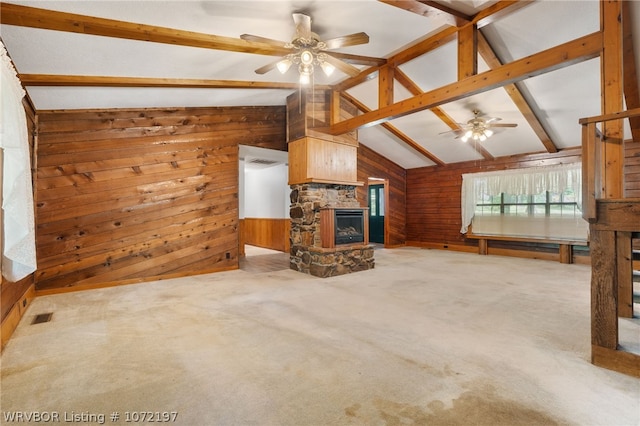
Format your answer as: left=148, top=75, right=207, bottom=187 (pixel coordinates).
left=286, top=88, right=375, bottom=278
left=289, top=183, right=374, bottom=277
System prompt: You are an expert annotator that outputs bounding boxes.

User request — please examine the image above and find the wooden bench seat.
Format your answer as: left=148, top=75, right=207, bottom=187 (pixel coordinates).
left=466, top=232, right=588, bottom=264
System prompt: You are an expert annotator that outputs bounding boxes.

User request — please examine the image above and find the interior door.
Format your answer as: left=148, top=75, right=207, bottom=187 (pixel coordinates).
left=368, top=184, right=384, bottom=244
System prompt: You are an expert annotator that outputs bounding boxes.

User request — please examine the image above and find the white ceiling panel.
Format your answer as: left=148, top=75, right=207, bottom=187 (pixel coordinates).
left=481, top=1, right=600, bottom=63
left=389, top=111, right=482, bottom=164
left=517, top=59, right=602, bottom=149
left=398, top=40, right=458, bottom=93
left=358, top=126, right=435, bottom=170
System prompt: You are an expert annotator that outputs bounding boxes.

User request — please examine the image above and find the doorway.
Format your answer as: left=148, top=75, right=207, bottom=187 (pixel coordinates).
left=368, top=183, right=385, bottom=244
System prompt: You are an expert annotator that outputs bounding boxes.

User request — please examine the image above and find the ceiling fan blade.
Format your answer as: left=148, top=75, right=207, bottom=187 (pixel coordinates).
left=323, top=32, right=370, bottom=50
left=293, top=13, right=312, bottom=39
left=240, top=34, right=289, bottom=47
left=322, top=54, right=361, bottom=77
left=483, top=116, right=501, bottom=123
left=254, top=59, right=281, bottom=75
left=438, top=128, right=464, bottom=136
left=488, top=123, right=518, bottom=128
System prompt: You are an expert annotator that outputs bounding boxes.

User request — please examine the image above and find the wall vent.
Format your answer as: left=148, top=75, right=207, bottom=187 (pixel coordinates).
left=247, top=158, right=279, bottom=166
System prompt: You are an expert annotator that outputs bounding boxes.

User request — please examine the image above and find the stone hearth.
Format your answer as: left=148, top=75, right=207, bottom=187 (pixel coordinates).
left=289, top=183, right=375, bottom=277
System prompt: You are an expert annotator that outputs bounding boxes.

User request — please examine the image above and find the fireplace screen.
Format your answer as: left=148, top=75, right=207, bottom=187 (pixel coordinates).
left=334, top=209, right=365, bottom=245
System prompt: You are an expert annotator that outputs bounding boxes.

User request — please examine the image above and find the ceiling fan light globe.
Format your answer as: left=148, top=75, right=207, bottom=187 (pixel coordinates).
left=300, top=50, right=314, bottom=65
left=464, top=130, right=473, bottom=139
left=299, top=73, right=310, bottom=85
left=479, top=133, right=487, bottom=142
left=461, top=135, right=470, bottom=143
left=484, top=129, right=494, bottom=138
left=320, top=61, right=335, bottom=76
left=276, top=59, right=292, bottom=74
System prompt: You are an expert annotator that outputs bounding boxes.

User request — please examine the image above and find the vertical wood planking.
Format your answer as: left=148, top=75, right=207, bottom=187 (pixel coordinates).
left=590, top=228, right=619, bottom=350
left=35, top=106, right=286, bottom=292
left=583, top=122, right=598, bottom=221
left=378, top=66, right=394, bottom=108
left=625, top=138, right=640, bottom=197
left=329, top=90, right=341, bottom=125
left=357, top=144, right=406, bottom=246
left=600, top=0, right=624, bottom=198
left=457, top=24, right=478, bottom=80
left=559, top=244, right=573, bottom=264
left=241, top=218, right=290, bottom=252
left=616, top=231, right=633, bottom=318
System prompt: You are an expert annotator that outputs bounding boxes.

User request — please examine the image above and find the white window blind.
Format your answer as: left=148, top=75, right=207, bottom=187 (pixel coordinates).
left=460, top=163, right=588, bottom=241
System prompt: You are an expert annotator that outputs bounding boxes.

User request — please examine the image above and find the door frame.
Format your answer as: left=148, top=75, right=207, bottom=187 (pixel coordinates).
left=367, top=177, right=389, bottom=247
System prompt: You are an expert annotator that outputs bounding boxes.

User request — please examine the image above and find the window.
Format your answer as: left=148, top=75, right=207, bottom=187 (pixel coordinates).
left=461, top=163, right=588, bottom=241
left=370, top=187, right=376, bottom=216
left=475, top=189, right=580, bottom=218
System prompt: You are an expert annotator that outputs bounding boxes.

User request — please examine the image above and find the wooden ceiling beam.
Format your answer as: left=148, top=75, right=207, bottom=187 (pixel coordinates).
left=600, top=0, right=624, bottom=199
left=377, top=1, right=469, bottom=26
left=0, top=3, right=384, bottom=67
left=417, top=1, right=472, bottom=22
left=17, top=74, right=313, bottom=90
left=332, top=25, right=457, bottom=94
left=326, top=31, right=602, bottom=135
left=457, top=23, right=477, bottom=80
left=622, top=1, right=640, bottom=142
left=387, top=25, right=458, bottom=66
left=394, top=68, right=494, bottom=160
left=337, top=1, right=532, bottom=91
left=0, top=3, right=287, bottom=55
left=471, top=1, right=534, bottom=28
left=332, top=25, right=458, bottom=94
left=333, top=67, right=379, bottom=92
left=477, top=31, right=558, bottom=153
left=380, top=0, right=533, bottom=29
left=341, top=91, right=445, bottom=165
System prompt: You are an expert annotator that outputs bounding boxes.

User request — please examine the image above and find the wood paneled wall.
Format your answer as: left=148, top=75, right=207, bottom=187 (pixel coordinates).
left=625, top=138, right=640, bottom=197
left=240, top=218, right=290, bottom=252
left=357, top=144, right=407, bottom=246
left=35, top=106, right=285, bottom=293
left=406, top=148, right=582, bottom=247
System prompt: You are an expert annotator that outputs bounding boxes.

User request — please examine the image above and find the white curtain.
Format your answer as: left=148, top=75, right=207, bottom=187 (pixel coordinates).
left=0, top=40, right=36, bottom=281
left=460, top=163, right=582, bottom=234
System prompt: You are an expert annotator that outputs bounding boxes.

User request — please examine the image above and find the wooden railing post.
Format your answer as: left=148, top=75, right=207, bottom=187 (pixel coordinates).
left=590, top=229, right=618, bottom=350
left=616, top=231, right=633, bottom=318
left=582, top=122, right=598, bottom=222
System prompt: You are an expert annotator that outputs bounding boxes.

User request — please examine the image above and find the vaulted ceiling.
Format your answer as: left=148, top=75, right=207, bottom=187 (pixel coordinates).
left=1, top=1, right=639, bottom=168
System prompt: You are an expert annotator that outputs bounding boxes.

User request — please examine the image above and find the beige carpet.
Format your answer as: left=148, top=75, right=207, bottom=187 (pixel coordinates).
left=1, top=247, right=639, bottom=425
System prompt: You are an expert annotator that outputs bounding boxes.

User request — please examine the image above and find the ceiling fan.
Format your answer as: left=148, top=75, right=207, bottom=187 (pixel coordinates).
left=240, top=13, right=369, bottom=84
left=441, top=110, right=518, bottom=142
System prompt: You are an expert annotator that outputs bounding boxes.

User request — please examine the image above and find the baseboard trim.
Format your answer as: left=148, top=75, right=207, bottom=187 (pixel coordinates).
left=1, top=284, right=36, bottom=351
left=405, top=241, right=478, bottom=253
left=35, top=265, right=238, bottom=296
left=592, top=345, right=640, bottom=378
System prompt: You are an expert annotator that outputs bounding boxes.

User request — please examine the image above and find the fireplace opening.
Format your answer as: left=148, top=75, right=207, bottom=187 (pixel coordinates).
left=335, top=209, right=365, bottom=245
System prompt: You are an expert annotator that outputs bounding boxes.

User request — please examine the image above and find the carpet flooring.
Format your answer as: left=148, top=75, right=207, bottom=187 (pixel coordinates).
left=1, top=247, right=639, bottom=425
